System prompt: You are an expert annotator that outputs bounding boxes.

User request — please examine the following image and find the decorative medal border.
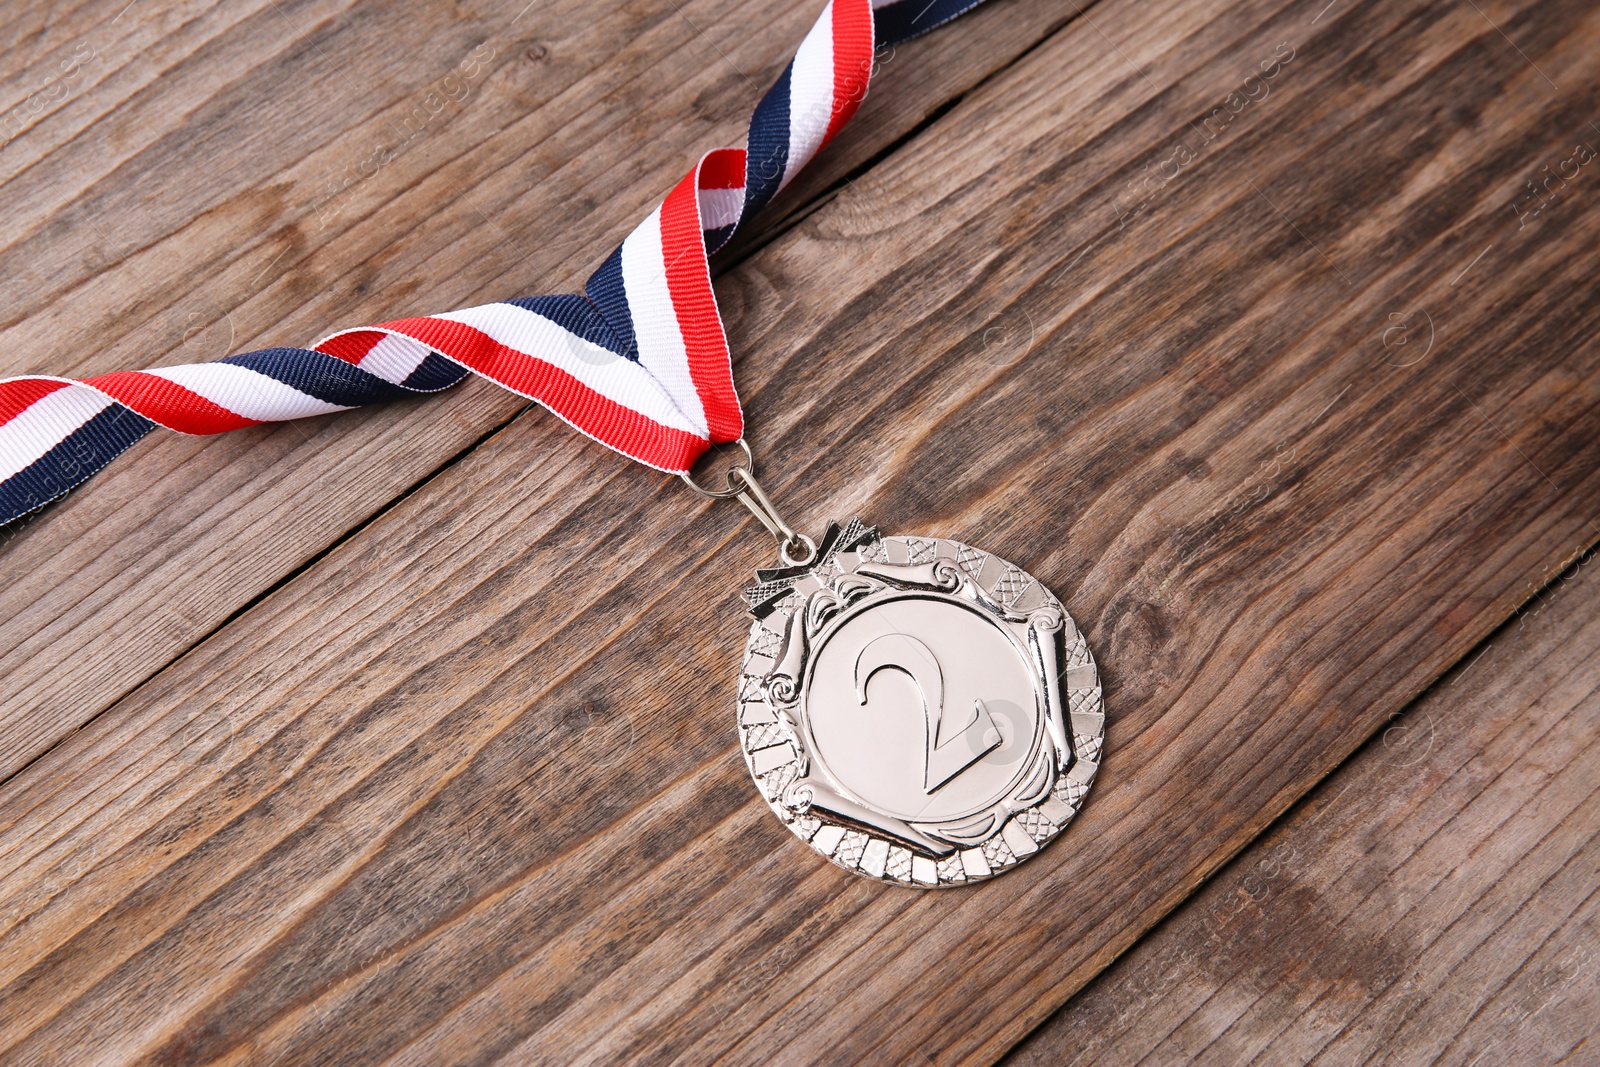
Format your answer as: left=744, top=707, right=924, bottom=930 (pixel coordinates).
left=738, top=526, right=1105, bottom=886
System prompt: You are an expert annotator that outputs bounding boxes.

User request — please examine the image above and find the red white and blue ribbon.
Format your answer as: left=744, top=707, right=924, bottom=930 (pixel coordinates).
left=0, top=0, right=988, bottom=528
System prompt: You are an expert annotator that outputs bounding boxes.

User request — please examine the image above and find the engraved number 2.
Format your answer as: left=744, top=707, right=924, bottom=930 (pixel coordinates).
left=855, top=634, right=1002, bottom=793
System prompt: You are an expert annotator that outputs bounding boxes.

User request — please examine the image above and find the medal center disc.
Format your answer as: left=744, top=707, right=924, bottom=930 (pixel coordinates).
left=802, top=594, right=1041, bottom=823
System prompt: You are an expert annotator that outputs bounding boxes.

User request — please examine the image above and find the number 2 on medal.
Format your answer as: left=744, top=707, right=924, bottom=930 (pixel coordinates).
left=854, top=633, right=1002, bottom=793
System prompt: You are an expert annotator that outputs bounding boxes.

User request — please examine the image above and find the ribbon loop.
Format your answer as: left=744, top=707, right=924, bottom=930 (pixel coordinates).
left=0, top=0, right=989, bottom=527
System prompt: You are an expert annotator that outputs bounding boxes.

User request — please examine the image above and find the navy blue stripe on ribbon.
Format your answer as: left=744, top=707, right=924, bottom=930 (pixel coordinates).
left=874, top=0, right=988, bottom=47
left=743, top=61, right=794, bottom=224
left=401, top=353, right=472, bottom=392
left=702, top=223, right=736, bottom=254
left=507, top=294, right=630, bottom=361
left=223, top=348, right=414, bottom=407
left=0, top=405, right=155, bottom=527
left=579, top=254, right=642, bottom=363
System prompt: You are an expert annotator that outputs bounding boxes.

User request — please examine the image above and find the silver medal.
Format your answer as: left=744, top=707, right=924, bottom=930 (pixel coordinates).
left=738, top=520, right=1103, bottom=886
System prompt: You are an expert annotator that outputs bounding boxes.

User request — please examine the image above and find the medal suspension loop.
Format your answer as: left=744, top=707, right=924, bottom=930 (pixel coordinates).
left=680, top=439, right=817, bottom=567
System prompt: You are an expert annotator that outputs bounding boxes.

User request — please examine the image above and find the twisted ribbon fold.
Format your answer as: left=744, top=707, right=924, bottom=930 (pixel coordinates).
left=0, top=0, right=988, bottom=527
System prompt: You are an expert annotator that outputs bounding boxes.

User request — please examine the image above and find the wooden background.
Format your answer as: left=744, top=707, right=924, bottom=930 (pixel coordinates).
left=1, top=0, right=1597, bottom=1062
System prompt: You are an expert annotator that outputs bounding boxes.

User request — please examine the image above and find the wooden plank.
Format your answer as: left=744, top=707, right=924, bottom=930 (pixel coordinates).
left=3, top=0, right=1600, bottom=1063
left=1004, top=547, right=1600, bottom=1066
left=0, top=0, right=1080, bottom=779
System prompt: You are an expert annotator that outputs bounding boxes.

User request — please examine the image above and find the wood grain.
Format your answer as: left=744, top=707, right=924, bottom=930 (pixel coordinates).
left=0, top=0, right=1081, bottom=779
left=3, top=0, right=1600, bottom=1062
left=1005, top=549, right=1600, bottom=1066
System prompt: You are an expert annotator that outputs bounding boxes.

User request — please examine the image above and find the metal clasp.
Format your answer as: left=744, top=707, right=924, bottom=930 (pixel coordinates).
left=680, top=439, right=817, bottom=566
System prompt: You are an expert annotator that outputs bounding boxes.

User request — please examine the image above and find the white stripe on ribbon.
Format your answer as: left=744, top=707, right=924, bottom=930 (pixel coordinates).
left=0, top=385, right=115, bottom=482
left=356, top=332, right=435, bottom=384
left=433, top=301, right=704, bottom=436
left=697, top=185, right=746, bottom=230
left=785, top=0, right=838, bottom=189
left=618, top=210, right=711, bottom=436
left=145, top=364, right=351, bottom=422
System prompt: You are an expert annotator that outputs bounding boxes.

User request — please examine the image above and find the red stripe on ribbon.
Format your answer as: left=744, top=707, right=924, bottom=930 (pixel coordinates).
left=699, top=147, right=748, bottom=191
left=376, top=316, right=708, bottom=472
left=315, top=330, right=387, bottom=365
left=0, top=378, right=72, bottom=427
left=663, top=165, right=743, bottom=443
left=84, top=372, right=261, bottom=435
left=827, top=0, right=875, bottom=144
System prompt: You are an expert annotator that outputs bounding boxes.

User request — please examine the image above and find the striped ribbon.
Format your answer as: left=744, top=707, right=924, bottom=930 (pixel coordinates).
left=0, top=0, right=988, bottom=528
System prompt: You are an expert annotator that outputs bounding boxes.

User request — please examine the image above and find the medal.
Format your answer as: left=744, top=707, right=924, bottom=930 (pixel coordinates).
left=0, top=0, right=1103, bottom=885
left=684, top=450, right=1102, bottom=885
